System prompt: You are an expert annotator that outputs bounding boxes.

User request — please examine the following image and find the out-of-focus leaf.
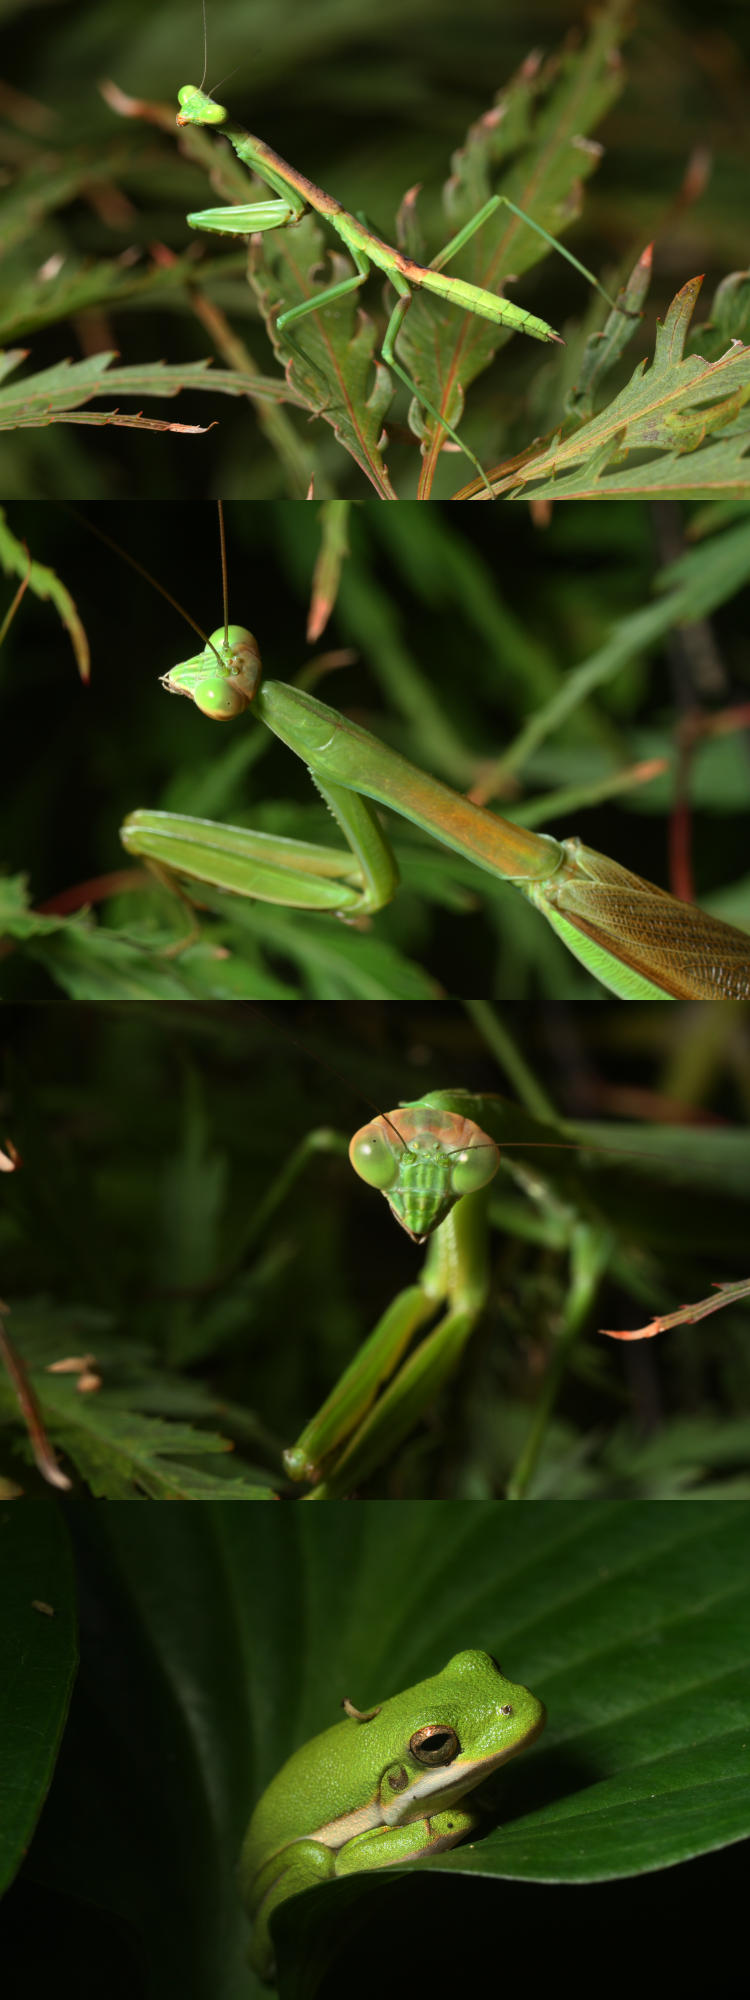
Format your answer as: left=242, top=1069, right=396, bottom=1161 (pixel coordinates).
left=0, top=1505, right=77, bottom=1895
left=0, top=509, right=89, bottom=678
left=0, top=1303, right=277, bottom=1499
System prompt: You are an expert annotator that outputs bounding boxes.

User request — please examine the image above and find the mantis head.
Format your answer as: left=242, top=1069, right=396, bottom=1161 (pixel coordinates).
left=161, top=626, right=262, bottom=720
left=349, top=1105, right=500, bottom=1241
left=177, top=85, right=228, bottom=128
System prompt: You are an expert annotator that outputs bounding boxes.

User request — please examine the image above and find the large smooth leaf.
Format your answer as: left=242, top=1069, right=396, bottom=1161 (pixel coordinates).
left=6, top=1504, right=749, bottom=1996
left=0, top=1505, right=77, bottom=1895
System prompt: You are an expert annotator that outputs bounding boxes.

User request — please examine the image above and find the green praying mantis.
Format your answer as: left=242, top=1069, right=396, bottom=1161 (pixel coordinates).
left=251, top=1073, right=745, bottom=1500
left=0, top=1003, right=744, bottom=1499
left=120, top=567, right=750, bottom=1001
left=175, top=80, right=633, bottom=494
left=285, top=1091, right=507, bottom=1496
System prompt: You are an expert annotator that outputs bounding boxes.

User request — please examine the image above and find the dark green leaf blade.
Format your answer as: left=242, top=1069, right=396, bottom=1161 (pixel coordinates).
left=0, top=1506, right=77, bottom=1895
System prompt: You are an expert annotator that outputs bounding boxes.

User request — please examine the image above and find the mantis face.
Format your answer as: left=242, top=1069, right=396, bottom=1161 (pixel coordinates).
left=348, top=1103, right=500, bottom=1241
left=161, top=625, right=262, bottom=719
left=176, top=85, right=229, bottom=128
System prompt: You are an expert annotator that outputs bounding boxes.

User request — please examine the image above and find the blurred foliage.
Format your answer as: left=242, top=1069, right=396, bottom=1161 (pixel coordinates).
left=2, top=1503, right=750, bottom=1997
left=0, top=1000, right=748, bottom=1499
left=1, top=498, right=749, bottom=998
left=2, top=0, right=750, bottom=496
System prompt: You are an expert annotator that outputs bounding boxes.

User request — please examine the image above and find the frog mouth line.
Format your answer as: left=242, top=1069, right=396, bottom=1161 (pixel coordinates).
left=383, top=1714, right=546, bottom=1826
left=300, top=1707, right=546, bottom=1851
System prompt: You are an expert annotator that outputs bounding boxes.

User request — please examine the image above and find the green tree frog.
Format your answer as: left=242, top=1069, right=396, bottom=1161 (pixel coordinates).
left=239, top=1648, right=545, bottom=1980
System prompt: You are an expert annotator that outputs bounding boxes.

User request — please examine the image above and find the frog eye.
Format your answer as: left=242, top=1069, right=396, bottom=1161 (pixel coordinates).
left=449, top=1140, right=500, bottom=1197
left=409, top=1725, right=461, bottom=1767
left=349, top=1126, right=399, bottom=1190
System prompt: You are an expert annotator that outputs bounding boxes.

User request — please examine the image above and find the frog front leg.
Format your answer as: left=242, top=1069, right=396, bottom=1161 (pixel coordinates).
left=335, top=1802, right=482, bottom=1873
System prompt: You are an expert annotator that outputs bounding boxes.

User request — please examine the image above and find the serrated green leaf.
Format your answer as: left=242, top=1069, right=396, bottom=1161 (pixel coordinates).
left=0, top=350, right=289, bottom=433
left=483, top=278, right=750, bottom=498
left=396, top=0, right=629, bottom=488
left=248, top=216, right=397, bottom=497
left=0, top=1303, right=277, bottom=1499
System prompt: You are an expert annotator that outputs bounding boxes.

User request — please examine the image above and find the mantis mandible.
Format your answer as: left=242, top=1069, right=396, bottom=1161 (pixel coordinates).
left=121, top=606, right=750, bottom=1003
left=175, top=82, right=629, bottom=494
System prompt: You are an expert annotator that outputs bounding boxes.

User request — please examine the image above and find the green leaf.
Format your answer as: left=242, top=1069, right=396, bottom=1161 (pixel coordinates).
left=395, top=0, right=629, bottom=489
left=0, top=509, right=89, bottom=678
left=487, top=278, right=750, bottom=499
left=0, top=1304, right=277, bottom=1499
left=0, top=144, right=135, bottom=259
left=0, top=351, right=287, bottom=433
left=205, top=896, right=441, bottom=999
left=248, top=216, right=397, bottom=498
left=488, top=513, right=750, bottom=782
left=0, top=1506, right=77, bottom=1895
left=0, top=871, right=440, bottom=1001
left=689, top=271, right=750, bottom=358
left=0, top=247, right=244, bottom=344
left=9, top=1505, right=750, bottom=1994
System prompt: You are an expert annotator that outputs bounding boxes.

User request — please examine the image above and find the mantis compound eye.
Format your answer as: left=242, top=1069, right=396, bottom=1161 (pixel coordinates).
left=349, top=1123, right=400, bottom=1190
left=192, top=677, right=251, bottom=720
left=449, top=1139, right=500, bottom=1197
left=195, top=628, right=262, bottom=719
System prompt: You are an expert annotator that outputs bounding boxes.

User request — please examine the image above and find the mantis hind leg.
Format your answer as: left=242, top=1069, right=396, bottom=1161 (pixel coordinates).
left=276, top=265, right=370, bottom=336
left=275, top=237, right=494, bottom=491
left=427, top=196, right=508, bottom=274
left=382, top=279, right=494, bottom=496
left=430, top=193, right=638, bottom=321
left=274, top=247, right=371, bottom=401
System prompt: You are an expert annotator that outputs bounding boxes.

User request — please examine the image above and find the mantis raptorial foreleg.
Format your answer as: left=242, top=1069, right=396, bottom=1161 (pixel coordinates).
left=276, top=1093, right=500, bottom=1492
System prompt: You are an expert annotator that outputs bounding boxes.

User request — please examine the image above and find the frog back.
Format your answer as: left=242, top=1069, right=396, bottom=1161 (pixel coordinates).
left=240, top=1713, right=370, bottom=1885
